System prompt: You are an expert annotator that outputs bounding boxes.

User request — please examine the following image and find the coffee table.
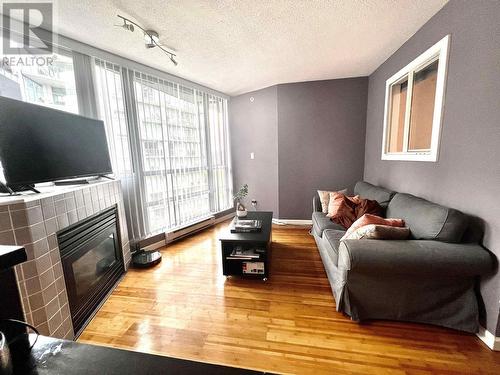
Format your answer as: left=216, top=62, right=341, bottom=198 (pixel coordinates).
left=219, top=211, right=273, bottom=280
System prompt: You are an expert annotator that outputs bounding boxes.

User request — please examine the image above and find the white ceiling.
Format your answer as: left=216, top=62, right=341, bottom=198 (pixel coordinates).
left=51, top=0, right=447, bottom=96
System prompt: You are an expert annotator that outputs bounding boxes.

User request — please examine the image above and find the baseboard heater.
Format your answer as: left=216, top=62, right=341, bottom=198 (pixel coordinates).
left=165, top=216, right=215, bottom=243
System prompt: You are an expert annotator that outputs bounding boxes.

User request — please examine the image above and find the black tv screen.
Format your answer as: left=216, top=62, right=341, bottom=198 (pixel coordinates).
left=0, top=96, right=113, bottom=186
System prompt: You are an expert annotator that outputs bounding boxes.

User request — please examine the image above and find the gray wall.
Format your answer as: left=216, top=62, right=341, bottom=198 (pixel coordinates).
left=277, top=78, right=368, bottom=219
left=363, top=0, right=500, bottom=335
left=229, top=86, right=279, bottom=216
left=230, top=78, right=368, bottom=219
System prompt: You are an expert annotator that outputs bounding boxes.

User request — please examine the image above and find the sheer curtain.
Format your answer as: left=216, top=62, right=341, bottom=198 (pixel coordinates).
left=92, top=59, right=232, bottom=239
left=93, top=59, right=147, bottom=239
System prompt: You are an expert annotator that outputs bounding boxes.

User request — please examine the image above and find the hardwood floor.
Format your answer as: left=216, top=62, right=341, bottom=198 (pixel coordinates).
left=79, top=221, right=500, bottom=374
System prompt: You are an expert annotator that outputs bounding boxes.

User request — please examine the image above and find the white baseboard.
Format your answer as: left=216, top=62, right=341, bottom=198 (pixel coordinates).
left=476, top=326, right=500, bottom=351
left=272, top=219, right=312, bottom=226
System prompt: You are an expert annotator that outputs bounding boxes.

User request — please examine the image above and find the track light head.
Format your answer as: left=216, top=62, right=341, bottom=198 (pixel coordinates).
left=170, top=56, right=178, bottom=66
left=122, top=20, right=134, bottom=32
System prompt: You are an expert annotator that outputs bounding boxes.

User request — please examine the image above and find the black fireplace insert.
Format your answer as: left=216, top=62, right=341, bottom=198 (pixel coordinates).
left=58, top=205, right=124, bottom=336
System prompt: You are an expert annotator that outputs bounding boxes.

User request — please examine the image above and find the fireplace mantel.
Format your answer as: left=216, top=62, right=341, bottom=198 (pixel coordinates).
left=0, top=179, right=131, bottom=340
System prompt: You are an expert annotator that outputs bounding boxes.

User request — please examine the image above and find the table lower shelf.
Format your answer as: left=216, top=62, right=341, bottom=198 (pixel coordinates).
left=223, top=258, right=267, bottom=278
left=220, top=241, right=270, bottom=279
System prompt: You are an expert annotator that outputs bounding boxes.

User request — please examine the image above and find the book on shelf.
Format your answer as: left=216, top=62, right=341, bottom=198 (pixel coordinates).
left=226, top=246, right=262, bottom=260
left=242, top=262, right=264, bottom=274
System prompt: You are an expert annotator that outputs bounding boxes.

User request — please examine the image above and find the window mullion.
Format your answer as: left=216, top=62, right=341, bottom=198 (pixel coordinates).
left=402, top=70, right=414, bottom=153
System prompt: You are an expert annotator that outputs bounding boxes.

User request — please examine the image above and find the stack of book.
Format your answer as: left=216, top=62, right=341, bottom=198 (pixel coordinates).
left=226, top=246, right=263, bottom=260
left=230, top=218, right=262, bottom=233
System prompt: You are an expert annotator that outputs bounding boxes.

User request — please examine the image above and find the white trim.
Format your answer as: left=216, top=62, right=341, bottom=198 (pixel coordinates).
left=142, top=212, right=234, bottom=248
left=165, top=216, right=215, bottom=242
left=476, top=326, right=500, bottom=351
left=381, top=35, right=450, bottom=162
left=272, top=219, right=312, bottom=226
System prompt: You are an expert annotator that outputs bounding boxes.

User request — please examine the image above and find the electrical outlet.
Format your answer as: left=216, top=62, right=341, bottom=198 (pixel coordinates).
left=250, top=152, right=255, bottom=159
left=251, top=199, right=257, bottom=207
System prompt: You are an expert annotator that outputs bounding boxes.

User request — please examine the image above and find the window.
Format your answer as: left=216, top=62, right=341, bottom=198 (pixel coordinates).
left=382, top=35, right=450, bottom=161
left=93, top=60, right=131, bottom=175
left=133, top=73, right=215, bottom=232
left=52, top=87, right=66, bottom=105
left=93, top=58, right=232, bottom=237
left=0, top=53, right=79, bottom=114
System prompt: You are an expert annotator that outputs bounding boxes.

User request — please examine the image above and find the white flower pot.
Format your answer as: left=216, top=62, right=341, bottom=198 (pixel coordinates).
left=236, top=209, right=248, bottom=218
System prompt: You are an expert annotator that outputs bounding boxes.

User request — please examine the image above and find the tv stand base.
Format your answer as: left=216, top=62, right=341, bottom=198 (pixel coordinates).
left=54, top=179, right=90, bottom=186
left=54, top=175, right=114, bottom=186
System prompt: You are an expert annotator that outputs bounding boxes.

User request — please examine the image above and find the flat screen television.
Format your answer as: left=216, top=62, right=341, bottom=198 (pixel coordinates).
left=0, top=96, right=113, bottom=188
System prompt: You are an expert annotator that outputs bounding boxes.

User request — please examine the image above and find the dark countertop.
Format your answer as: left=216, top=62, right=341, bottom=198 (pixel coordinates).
left=12, top=335, right=267, bottom=374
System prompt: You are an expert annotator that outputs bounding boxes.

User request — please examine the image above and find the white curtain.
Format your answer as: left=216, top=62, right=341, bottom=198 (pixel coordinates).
left=93, top=59, right=147, bottom=240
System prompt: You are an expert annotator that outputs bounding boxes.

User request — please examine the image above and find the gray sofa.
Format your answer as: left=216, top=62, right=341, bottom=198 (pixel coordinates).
left=312, top=181, right=493, bottom=333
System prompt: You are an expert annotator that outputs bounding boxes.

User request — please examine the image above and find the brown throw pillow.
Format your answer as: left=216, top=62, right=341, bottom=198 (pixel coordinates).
left=342, top=224, right=410, bottom=241
left=327, top=193, right=360, bottom=228
left=317, top=188, right=347, bottom=213
left=354, top=198, right=382, bottom=219
left=327, top=193, right=383, bottom=229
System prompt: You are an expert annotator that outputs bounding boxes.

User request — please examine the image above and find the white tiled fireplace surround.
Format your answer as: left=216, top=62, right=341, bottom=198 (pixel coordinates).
left=0, top=180, right=131, bottom=340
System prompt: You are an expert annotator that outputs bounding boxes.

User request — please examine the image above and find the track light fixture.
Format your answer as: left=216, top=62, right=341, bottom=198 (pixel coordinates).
left=119, top=18, right=134, bottom=32
left=116, top=15, right=178, bottom=66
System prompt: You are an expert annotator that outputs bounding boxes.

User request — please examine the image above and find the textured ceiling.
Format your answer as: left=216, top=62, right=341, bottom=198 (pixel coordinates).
left=47, top=0, right=446, bottom=95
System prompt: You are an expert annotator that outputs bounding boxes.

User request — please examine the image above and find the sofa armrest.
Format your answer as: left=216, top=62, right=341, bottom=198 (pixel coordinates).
left=313, top=194, right=322, bottom=212
left=338, top=240, right=494, bottom=277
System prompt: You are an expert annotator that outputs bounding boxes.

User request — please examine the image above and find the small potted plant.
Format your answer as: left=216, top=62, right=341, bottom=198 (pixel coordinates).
left=234, top=184, right=249, bottom=218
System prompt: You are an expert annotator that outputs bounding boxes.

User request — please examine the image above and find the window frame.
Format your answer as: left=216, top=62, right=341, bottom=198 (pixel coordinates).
left=381, top=34, right=450, bottom=162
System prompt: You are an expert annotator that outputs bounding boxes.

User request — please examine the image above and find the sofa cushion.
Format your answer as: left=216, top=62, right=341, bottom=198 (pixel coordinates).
left=386, top=193, right=468, bottom=243
left=322, top=229, right=346, bottom=266
left=354, top=181, right=396, bottom=209
left=312, top=211, right=345, bottom=237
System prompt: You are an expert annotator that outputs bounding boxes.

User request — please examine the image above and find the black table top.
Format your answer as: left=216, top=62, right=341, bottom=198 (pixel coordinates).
left=12, top=335, right=268, bottom=375
left=0, top=245, right=26, bottom=271
left=219, top=211, right=273, bottom=243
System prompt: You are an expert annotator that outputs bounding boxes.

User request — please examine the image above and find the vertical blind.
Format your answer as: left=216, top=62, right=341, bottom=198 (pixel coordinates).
left=93, top=59, right=232, bottom=238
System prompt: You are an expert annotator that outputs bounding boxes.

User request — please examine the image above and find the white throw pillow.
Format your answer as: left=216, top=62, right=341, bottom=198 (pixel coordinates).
left=317, top=188, right=347, bottom=214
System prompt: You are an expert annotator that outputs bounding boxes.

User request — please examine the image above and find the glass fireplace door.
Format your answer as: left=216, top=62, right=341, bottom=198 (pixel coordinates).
left=72, top=229, right=119, bottom=300
left=58, top=206, right=124, bottom=336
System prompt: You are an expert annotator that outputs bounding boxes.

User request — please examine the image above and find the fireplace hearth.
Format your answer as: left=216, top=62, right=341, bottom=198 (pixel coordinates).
left=58, top=206, right=124, bottom=336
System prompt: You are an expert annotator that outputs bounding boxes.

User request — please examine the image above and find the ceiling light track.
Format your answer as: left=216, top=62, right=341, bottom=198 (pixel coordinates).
left=117, top=14, right=178, bottom=66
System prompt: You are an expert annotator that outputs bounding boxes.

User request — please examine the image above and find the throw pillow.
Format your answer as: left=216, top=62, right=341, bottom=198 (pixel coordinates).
left=327, top=193, right=384, bottom=229
left=354, top=198, right=382, bottom=219
left=341, top=213, right=405, bottom=241
left=317, top=188, right=347, bottom=213
left=326, top=192, right=360, bottom=228
left=342, top=224, right=410, bottom=241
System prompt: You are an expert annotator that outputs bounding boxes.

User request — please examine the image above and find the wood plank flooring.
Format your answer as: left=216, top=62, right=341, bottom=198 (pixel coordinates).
left=79, top=222, right=500, bottom=374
